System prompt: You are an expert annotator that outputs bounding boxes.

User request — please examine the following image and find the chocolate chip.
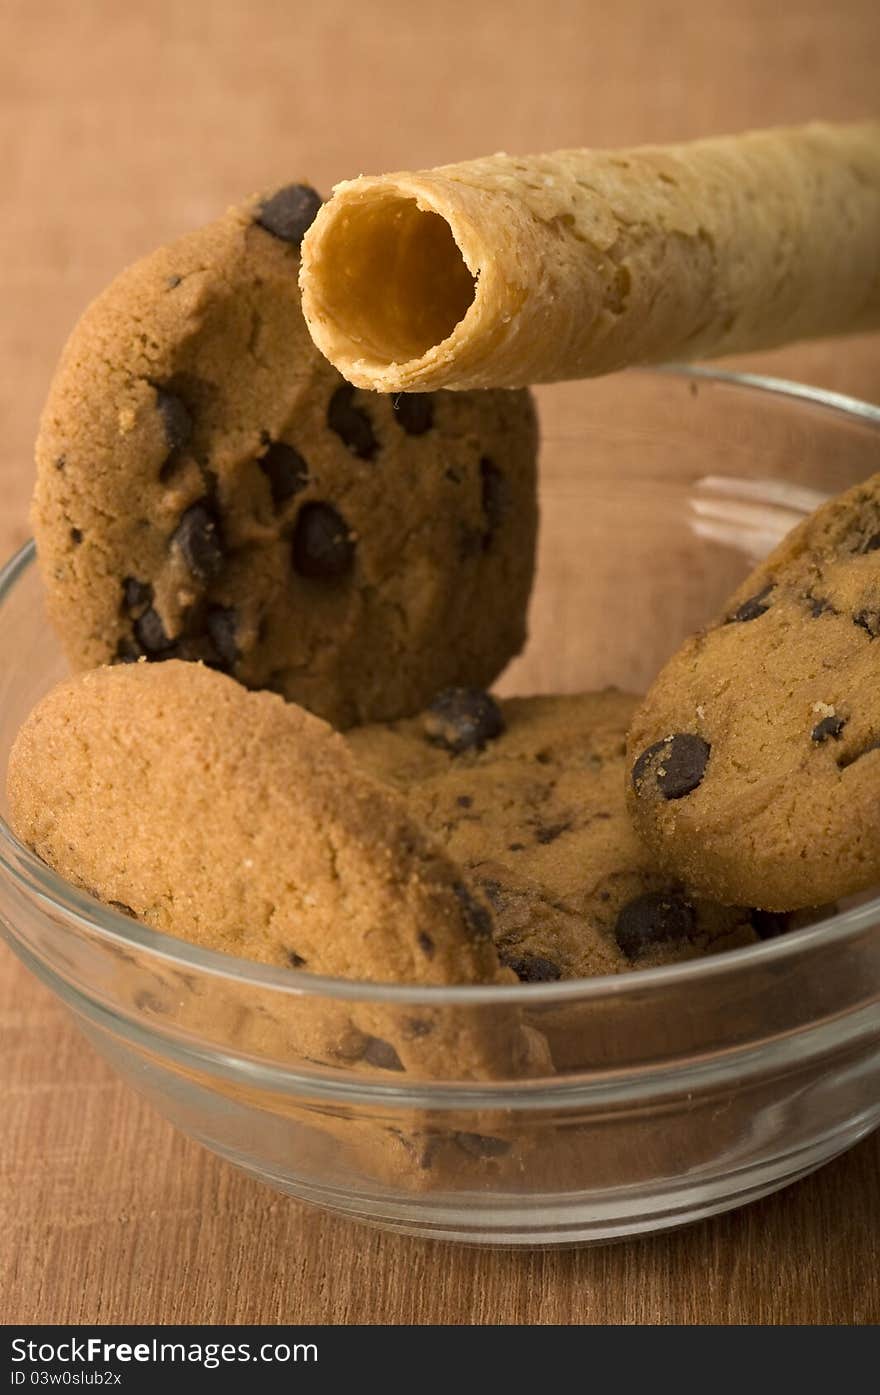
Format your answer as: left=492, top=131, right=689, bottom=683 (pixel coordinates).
left=133, top=990, right=167, bottom=1014
left=632, top=733, right=710, bottom=800
left=392, top=392, right=434, bottom=435
left=255, top=183, right=322, bottom=244
left=155, top=388, right=193, bottom=455
left=812, top=714, right=846, bottom=743
left=166, top=274, right=182, bottom=289
left=476, top=877, right=504, bottom=909
left=417, top=932, right=435, bottom=958
left=402, top=1017, right=432, bottom=1039
left=500, top=952, right=562, bottom=983
left=423, top=687, right=505, bottom=754
left=70, top=527, right=83, bottom=545
left=172, top=500, right=224, bottom=581
left=458, top=527, right=484, bottom=560
left=287, top=950, right=307, bottom=968
left=362, top=1037, right=404, bottom=1072
left=453, top=1132, right=511, bottom=1159
left=751, top=910, right=791, bottom=941
left=327, top=384, right=378, bottom=460
left=107, top=900, right=137, bottom=917
left=729, top=584, right=773, bottom=623
left=115, top=638, right=142, bottom=664
left=417, top=1139, right=437, bottom=1170
left=508, top=842, right=525, bottom=852
left=54, top=454, right=66, bottom=471
left=134, top=606, right=174, bottom=656
left=809, top=594, right=835, bottom=618
left=614, top=891, right=696, bottom=960
left=122, top=577, right=153, bottom=615
left=456, top=794, right=473, bottom=808
left=422, top=1131, right=511, bottom=1168
left=861, top=532, right=880, bottom=553
left=480, top=457, right=508, bottom=546
left=258, top=440, right=309, bottom=507
left=535, top=820, right=571, bottom=845
left=292, top=502, right=355, bottom=579
left=854, top=610, right=880, bottom=639
left=206, top=606, right=239, bottom=668
left=452, top=882, right=494, bottom=941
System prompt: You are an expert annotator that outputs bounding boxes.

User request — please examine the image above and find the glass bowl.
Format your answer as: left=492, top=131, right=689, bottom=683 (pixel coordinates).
left=2, top=367, right=880, bottom=1248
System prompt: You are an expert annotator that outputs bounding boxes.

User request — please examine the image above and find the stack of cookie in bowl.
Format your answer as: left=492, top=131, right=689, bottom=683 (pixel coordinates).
left=8, top=121, right=880, bottom=1087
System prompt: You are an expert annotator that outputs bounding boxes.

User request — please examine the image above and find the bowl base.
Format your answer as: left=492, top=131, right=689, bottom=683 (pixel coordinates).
left=201, top=1122, right=877, bottom=1248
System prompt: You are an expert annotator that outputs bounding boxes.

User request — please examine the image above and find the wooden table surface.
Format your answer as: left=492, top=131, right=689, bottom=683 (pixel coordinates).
left=2, top=0, right=880, bottom=1326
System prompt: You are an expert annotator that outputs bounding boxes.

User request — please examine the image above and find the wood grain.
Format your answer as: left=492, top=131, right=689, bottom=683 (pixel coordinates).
left=2, top=0, right=879, bottom=1326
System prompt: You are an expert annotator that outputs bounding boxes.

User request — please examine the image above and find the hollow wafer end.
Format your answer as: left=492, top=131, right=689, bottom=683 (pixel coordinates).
left=300, top=183, right=477, bottom=389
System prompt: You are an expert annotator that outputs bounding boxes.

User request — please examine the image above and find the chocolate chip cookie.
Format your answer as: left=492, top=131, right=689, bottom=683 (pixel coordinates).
left=628, top=472, right=880, bottom=909
left=7, top=661, right=549, bottom=1081
left=33, top=186, right=538, bottom=729
left=349, top=687, right=796, bottom=976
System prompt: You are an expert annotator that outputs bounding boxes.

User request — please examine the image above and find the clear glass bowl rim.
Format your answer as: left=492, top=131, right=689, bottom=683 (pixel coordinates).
left=3, top=364, right=880, bottom=1010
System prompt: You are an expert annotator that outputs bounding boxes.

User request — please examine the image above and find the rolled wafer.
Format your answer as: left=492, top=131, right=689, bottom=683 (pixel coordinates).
left=299, top=122, right=880, bottom=391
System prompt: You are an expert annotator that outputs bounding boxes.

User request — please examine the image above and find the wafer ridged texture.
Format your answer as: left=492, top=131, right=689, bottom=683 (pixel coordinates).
left=299, top=122, right=880, bottom=391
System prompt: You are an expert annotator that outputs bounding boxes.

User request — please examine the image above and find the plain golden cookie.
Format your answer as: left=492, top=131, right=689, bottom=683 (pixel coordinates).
left=6, top=661, right=550, bottom=1082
